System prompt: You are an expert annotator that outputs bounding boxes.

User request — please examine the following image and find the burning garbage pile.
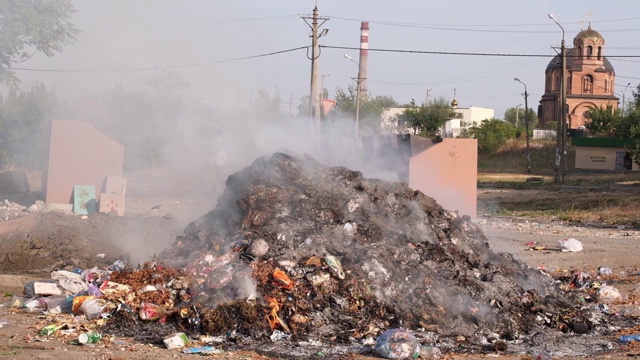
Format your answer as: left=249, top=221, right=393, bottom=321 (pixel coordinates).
left=153, top=152, right=578, bottom=350
left=6, top=152, right=635, bottom=358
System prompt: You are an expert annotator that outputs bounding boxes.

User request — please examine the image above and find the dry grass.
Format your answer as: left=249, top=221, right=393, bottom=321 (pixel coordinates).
left=478, top=139, right=640, bottom=225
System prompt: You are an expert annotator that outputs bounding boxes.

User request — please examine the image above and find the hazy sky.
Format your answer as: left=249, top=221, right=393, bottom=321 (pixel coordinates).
left=9, top=0, right=640, bottom=118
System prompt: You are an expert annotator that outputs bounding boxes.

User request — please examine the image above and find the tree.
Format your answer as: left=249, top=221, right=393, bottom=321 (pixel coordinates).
left=584, top=104, right=622, bottom=137
left=468, top=118, right=517, bottom=154
left=333, top=85, right=397, bottom=134
left=396, top=97, right=461, bottom=137
left=632, top=83, right=640, bottom=110
left=504, top=106, right=538, bottom=129
left=0, top=83, right=58, bottom=168
left=0, top=0, right=80, bottom=87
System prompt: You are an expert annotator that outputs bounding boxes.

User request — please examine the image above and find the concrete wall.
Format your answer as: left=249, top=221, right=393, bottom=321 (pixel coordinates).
left=409, top=138, right=478, bottom=218
left=44, top=119, right=124, bottom=204
left=575, top=146, right=639, bottom=171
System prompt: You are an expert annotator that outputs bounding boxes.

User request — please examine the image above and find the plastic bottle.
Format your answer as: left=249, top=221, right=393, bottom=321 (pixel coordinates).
left=78, top=331, right=102, bottom=344
left=619, top=334, right=640, bottom=343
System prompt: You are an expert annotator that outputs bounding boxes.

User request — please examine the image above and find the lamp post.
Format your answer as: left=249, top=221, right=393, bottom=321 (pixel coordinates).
left=344, top=54, right=361, bottom=138
left=320, top=73, right=330, bottom=115
left=622, top=82, right=631, bottom=116
left=514, top=78, right=531, bottom=174
left=549, top=13, right=567, bottom=183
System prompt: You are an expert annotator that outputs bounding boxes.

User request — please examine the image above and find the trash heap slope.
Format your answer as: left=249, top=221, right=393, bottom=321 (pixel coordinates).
left=160, top=152, right=553, bottom=341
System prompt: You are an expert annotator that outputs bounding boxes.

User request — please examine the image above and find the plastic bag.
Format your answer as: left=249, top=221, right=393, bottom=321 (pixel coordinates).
left=139, top=302, right=167, bottom=321
left=598, top=285, right=622, bottom=304
left=51, top=270, right=88, bottom=294
left=375, top=328, right=420, bottom=360
left=559, top=238, right=583, bottom=252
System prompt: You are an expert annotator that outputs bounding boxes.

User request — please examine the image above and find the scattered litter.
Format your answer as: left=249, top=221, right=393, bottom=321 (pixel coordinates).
left=598, top=266, right=613, bottom=276
left=619, top=334, right=640, bottom=343
left=375, top=328, right=420, bottom=360
left=164, top=332, right=189, bottom=349
left=182, top=346, right=221, bottom=354
left=559, top=238, right=583, bottom=252
left=597, top=285, right=622, bottom=304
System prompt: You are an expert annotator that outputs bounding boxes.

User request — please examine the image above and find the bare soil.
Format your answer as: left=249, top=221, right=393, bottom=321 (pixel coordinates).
left=1, top=170, right=640, bottom=359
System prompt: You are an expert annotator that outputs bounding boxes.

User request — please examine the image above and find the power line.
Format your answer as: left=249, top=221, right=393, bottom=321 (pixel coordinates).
left=10, top=46, right=308, bottom=73
left=330, top=16, right=640, bottom=34
left=321, top=45, right=640, bottom=58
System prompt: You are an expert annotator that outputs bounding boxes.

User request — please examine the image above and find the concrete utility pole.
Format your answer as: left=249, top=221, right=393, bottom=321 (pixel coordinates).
left=549, top=13, right=567, bottom=183
left=302, top=7, right=329, bottom=133
left=515, top=78, right=531, bottom=174
left=622, top=82, right=631, bottom=116
left=515, top=104, right=522, bottom=127
left=344, top=54, right=363, bottom=137
left=425, top=88, right=432, bottom=106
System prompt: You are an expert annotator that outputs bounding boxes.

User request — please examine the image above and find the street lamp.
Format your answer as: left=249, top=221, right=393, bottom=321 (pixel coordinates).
left=344, top=54, right=362, bottom=138
left=514, top=78, right=531, bottom=174
left=622, top=82, right=631, bottom=116
left=320, top=73, right=330, bottom=114
left=548, top=13, right=567, bottom=183
left=515, top=104, right=522, bottom=127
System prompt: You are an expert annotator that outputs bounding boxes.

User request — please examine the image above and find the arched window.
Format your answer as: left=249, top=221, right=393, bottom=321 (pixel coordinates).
left=597, top=46, right=602, bottom=60
left=567, top=76, right=572, bottom=94
left=583, top=75, right=593, bottom=94
left=546, top=76, right=551, bottom=91
left=587, top=46, right=593, bottom=59
left=555, top=76, right=560, bottom=91
left=577, top=45, right=583, bottom=58
left=604, top=79, right=608, bottom=93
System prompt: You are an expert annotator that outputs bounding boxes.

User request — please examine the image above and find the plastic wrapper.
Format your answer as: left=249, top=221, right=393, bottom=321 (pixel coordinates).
left=375, top=328, right=420, bottom=360
left=139, top=302, right=167, bottom=321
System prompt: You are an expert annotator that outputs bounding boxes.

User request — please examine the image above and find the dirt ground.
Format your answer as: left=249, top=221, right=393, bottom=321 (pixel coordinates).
left=1, top=174, right=640, bottom=359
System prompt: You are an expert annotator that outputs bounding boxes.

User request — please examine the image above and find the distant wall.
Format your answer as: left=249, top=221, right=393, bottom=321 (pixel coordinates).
left=44, top=119, right=124, bottom=204
left=409, top=138, right=478, bottom=218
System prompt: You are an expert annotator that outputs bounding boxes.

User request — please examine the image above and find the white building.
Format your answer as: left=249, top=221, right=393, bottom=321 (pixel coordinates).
left=381, top=102, right=494, bottom=137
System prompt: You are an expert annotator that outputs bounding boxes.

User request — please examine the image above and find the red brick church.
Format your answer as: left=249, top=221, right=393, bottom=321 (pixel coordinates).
left=538, top=24, right=618, bottom=130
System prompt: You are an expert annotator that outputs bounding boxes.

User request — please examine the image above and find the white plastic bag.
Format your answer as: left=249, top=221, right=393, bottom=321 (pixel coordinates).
left=598, top=285, right=622, bottom=304
left=559, top=238, right=583, bottom=252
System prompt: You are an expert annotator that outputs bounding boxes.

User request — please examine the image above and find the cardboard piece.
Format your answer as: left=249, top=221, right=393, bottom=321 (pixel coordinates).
left=99, top=193, right=125, bottom=216
left=33, top=282, right=63, bottom=296
left=73, top=185, right=97, bottom=215
left=102, top=176, right=127, bottom=195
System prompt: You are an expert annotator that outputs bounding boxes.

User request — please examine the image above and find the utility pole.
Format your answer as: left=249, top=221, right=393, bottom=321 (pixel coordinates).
left=515, top=79, right=531, bottom=174
left=302, top=7, right=329, bottom=134
left=560, top=37, right=567, bottom=182
left=549, top=13, right=566, bottom=183
left=425, top=88, right=432, bottom=106
left=622, top=82, right=631, bottom=116
left=515, top=104, right=521, bottom=127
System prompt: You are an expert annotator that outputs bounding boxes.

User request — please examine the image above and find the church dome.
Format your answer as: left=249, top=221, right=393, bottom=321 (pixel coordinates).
left=450, top=99, right=458, bottom=108
left=574, top=24, right=603, bottom=42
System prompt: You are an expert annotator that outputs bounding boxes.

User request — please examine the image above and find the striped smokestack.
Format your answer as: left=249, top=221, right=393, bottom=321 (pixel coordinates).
left=359, top=21, right=369, bottom=96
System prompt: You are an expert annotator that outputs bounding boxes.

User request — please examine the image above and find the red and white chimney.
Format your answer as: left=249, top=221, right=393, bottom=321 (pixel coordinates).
left=359, top=22, right=369, bottom=96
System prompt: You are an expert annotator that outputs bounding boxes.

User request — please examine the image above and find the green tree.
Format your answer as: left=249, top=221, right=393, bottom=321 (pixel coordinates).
left=468, top=118, right=517, bottom=154
left=0, top=83, right=57, bottom=168
left=0, top=0, right=80, bottom=87
left=584, top=104, right=622, bottom=137
left=631, top=83, right=640, bottom=110
left=333, top=85, right=397, bottom=134
left=504, top=106, right=538, bottom=129
left=397, top=97, right=461, bottom=137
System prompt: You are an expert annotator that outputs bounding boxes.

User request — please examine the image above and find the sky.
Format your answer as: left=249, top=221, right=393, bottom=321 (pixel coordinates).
left=8, top=0, right=640, bottom=118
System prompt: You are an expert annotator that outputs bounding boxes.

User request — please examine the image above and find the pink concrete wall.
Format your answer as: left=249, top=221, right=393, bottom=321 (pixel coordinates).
left=44, top=119, right=124, bottom=204
left=409, top=138, right=478, bottom=218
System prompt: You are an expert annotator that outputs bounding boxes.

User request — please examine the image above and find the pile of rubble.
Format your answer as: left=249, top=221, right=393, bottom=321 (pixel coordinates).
left=8, top=152, right=636, bottom=358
